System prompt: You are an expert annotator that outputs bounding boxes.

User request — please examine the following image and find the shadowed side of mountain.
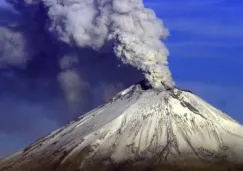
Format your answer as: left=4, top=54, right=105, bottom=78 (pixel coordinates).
left=1, top=151, right=243, bottom=171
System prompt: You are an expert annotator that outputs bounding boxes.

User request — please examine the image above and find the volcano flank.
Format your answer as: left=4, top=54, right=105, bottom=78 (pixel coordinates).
left=0, top=81, right=243, bottom=171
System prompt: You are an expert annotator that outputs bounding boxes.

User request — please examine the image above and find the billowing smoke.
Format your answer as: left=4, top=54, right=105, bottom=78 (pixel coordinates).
left=45, top=0, right=174, bottom=89
left=0, top=0, right=174, bottom=118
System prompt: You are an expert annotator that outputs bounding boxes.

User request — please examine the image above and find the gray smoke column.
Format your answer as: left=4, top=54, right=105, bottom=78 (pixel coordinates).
left=1, top=0, right=174, bottom=117
left=44, top=0, right=175, bottom=89
left=57, top=54, right=89, bottom=114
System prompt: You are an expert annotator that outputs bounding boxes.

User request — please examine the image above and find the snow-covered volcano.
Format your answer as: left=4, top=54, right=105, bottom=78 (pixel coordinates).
left=1, top=81, right=243, bottom=171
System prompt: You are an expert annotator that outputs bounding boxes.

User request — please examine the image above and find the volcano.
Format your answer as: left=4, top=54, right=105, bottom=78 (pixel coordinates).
left=0, top=81, right=243, bottom=171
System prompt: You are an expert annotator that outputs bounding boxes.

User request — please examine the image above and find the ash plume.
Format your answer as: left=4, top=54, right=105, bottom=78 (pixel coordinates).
left=0, top=0, right=174, bottom=117
left=44, top=0, right=174, bottom=89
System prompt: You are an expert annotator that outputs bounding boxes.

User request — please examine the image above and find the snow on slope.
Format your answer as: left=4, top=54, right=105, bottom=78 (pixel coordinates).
left=0, top=81, right=243, bottom=171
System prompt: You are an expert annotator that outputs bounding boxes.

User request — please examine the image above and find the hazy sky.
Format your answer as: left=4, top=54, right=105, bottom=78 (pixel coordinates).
left=0, top=0, right=243, bottom=158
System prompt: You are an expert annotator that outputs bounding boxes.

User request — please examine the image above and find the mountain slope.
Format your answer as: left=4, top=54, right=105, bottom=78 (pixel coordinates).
left=1, top=81, right=243, bottom=171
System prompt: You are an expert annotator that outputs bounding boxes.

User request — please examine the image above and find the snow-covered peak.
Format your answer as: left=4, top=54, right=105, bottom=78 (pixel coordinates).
left=1, top=81, right=243, bottom=171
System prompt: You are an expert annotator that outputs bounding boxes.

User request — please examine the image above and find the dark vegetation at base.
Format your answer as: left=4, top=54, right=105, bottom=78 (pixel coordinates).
left=1, top=162, right=242, bottom=171
left=1, top=147, right=243, bottom=171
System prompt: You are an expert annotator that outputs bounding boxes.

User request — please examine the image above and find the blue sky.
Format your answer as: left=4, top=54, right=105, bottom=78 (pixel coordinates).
left=144, top=0, right=243, bottom=122
left=0, top=0, right=243, bottom=158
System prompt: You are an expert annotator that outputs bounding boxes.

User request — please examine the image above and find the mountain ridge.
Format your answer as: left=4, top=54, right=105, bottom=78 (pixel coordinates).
left=0, top=81, right=243, bottom=171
